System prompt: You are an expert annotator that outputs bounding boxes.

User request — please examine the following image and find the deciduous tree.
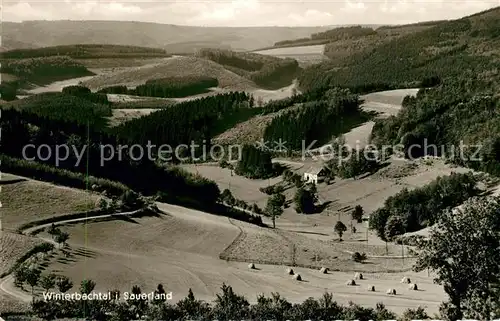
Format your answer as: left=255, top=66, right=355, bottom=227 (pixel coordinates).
left=414, top=196, right=500, bottom=320
left=334, top=221, right=347, bottom=241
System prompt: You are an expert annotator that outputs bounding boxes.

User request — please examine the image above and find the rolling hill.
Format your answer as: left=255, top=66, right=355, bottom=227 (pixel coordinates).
left=3, top=21, right=336, bottom=52
left=263, top=22, right=442, bottom=53
left=298, top=7, right=500, bottom=91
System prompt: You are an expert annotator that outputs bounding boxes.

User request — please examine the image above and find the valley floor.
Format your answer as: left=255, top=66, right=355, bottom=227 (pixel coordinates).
left=4, top=203, right=445, bottom=315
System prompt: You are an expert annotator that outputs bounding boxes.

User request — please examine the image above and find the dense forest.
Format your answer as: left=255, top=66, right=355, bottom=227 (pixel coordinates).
left=0, top=108, right=220, bottom=209
left=272, top=22, right=440, bottom=52
left=260, top=86, right=332, bottom=115
left=235, top=144, right=276, bottom=179
left=196, top=49, right=301, bottom=89
left=1, top=92, right=112, bottom=130
left=263, top=88, right=362, bottom=150
left=98, top=76, right=218, bottom=98
left=62, top=85, right=110, bottom=105
left=0, top=56, right=94, bottom=85
left=0, top=44, right=170, bottom=59
left=0, top=81, right=19, bottom=101
left=113, top=92, right=255, bottom=150
left=298, top=8, right=500, bottom=92
left=369, top=172, right=479, bottom=240
left=370, top=76, right=500, bottom=176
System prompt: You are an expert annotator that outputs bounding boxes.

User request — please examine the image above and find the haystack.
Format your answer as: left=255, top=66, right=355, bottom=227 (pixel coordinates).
left=386, top=288, right=396, bottom=295
left=368, top=285, right=375, bottom=292
left=354, top=272, right=363, bottom=280
left=286, top=268, right=294, bottom=275
left=320, top=267, right=329, bottom=274
left=346, top=279, right=356, bottom=286
left=293, top=274, right=302, bottom=281
left=400, top=277, right=411, bottom=284
left=248, top=263, right=255, bottom=269
left=408, top=283, right=418, bottom=290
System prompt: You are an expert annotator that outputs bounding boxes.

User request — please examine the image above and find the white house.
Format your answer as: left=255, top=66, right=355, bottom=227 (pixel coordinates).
left=303, top=166, right=325, bottom=185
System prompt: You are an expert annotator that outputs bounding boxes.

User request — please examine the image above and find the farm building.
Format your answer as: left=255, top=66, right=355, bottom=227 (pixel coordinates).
left=303, top=166, right=326, bottom=184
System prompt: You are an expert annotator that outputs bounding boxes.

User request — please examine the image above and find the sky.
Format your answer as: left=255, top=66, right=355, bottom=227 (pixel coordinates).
left=3, top=0, right=500, bottom=27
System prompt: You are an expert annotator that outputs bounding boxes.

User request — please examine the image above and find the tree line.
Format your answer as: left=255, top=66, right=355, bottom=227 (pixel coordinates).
left=369, top=172, right=479, bottom=241
left=62, top=85, right=110, bottom=105
left=2, top=91, right=112, bottom=130
left=23, top=277, right=430, bottom=321
left=0, top=56, right=94, bottom=85
left=260, top=86, right=330, bottom=115
left=235, top=144, right=276, bottom=179
left=0, top=108, right=220, bottom=209
left=98, top=76, right=219, bottom=98
left=263, top=88, right=361, bottom=150
left=0, top=44, right=170, bottom=59
left=113, top=91, right=252, bottom=148
left=310, top=26, right=377, bottom=41
left=195, top=48, right=301, bottom=89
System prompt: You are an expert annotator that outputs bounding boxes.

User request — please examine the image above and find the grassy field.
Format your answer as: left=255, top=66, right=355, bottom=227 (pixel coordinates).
left=0, top=290, right=30, bottom=314
left=213, top=100, right=301, bottom=146
left=1, top=174, right=100, bottom=231
left=180, top=156, right=473, bottom=248
left=0, top=232, right=44, bottom=276
left=221, top=218, right=416, bottom=272
left=254, top=44, right=328, bottom=67
left=32, top=203, right=445, bottom=314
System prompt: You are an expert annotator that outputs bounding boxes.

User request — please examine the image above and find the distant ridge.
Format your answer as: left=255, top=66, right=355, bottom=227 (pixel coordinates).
left=2, top=20, right=338, bottom=52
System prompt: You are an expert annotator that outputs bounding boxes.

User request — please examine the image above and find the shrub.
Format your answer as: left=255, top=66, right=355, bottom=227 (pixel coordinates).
left=384, top=216, right=406, bottom=241
left=294, top=185, right=318, bottom=214
left=352, top=252, right=367, bottom=263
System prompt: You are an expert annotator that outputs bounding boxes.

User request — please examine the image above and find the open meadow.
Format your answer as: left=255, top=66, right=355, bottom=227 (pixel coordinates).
left=27, top=202, right=445, bottom=314
left=1, top=174, right=100, bottom=231
left=181, top=157, right=473, bottom=244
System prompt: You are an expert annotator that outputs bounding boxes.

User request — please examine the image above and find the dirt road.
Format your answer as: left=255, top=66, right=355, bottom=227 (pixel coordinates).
left=0, top=275, right=31, bottom=303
